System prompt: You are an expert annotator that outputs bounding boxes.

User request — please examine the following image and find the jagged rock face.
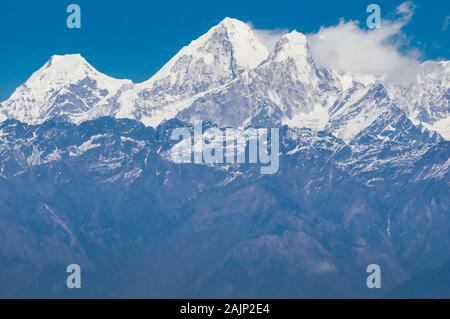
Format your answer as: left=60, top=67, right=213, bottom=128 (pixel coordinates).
left=385, top=61, right=450, bottom=140
left=111, top=18, right=270, bottom=127
left=177, top=31, right=341, bottom=129
left=386, top=61, right=450, bottom=123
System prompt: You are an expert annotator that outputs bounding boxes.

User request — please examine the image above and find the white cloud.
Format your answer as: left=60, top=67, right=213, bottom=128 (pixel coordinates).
left=396, top=1, right=416, bottom=20
left=306, top=1, right=421, bottom=85
left=247, top=22, right=288, bottom=52
left=444, top=16, right=450, bottom=31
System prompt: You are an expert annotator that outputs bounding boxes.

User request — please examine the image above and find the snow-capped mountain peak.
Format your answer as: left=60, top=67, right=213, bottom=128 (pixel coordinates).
left=26, top=54, right=128, bottom=93
left=270, top=30, right=308, bottom=62
left=384, top=60, right=450, bottom=139
left=142, top=17, right=268, bottom=87
left=0, top=19, right=449, bottom=141
left=113, top=17, right=269, bottom=127
left=28, top=54, right=88, bottom=83
left=213, top=17, right=269, bottom=70
left=267, top=30, right=319, bottom=85
left=0, top=54, right=131, bottom=124
left=176, top=29, right=339, bottom=130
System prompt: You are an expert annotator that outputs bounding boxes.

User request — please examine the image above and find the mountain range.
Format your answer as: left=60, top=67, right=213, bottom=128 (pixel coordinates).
left=1, top=18, right=449, bottom=140
left=0, top=17, right=449, bottom=298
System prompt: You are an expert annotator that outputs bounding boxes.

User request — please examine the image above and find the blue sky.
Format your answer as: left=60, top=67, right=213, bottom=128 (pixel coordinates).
left=0, top=0, right=448, bottom=100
